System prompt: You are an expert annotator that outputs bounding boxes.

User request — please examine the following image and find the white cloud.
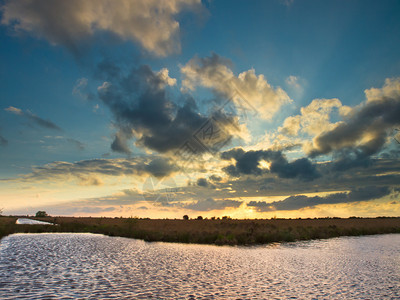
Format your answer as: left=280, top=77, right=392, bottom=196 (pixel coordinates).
left=1, top=0, right=203, bottom=56
left=156, top=68, right=177, bottom=88
left=285, top=75, right=301, bottom=90
left=285, top=75, right=305, bottom=98
left=280, top=98, right=350, bottom=137
left=365, top=77, right=400, bottom=103
left=5, top=106, right=23, bottom=115
left=306, top=77, right=400, bottom=157
left=97, top=81, right=111, bottom=92
left=181, top=54, right=292, bottom=120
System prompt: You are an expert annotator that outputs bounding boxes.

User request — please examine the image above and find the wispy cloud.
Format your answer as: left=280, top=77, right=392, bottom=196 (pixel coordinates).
left=5, top=106, right=62, bottom=131
left=67, top=138, right=85, bottom=151
left=183, top=198, right=242, bottom=211
left=279, top=0, right=295, bottom=7
left=0, top=135, right=8, bottom=146
left=0, top=128, right=7, bottom=146
left=12, top=157, right=178, bottom=183
left=285, top=75, right=305, bottom=98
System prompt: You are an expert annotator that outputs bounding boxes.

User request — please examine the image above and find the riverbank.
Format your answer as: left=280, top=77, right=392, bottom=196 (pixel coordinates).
left=1, top=216, right=400, bottom=245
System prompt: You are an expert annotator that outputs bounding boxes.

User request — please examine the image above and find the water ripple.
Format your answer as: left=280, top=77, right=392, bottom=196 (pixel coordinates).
left=1, top=233, right=399, bottom=299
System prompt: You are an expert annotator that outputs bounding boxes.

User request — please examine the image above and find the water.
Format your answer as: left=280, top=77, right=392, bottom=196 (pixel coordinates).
left=15, top=218, right=55, bottom=225
left=0, top=233, right=399, bottom=299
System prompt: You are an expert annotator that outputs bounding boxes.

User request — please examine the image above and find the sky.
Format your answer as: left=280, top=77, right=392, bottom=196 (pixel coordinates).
left=0, top=0, right=400, bottom=219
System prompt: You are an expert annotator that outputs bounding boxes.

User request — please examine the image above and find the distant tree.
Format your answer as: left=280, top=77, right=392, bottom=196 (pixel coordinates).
left=197, top=216, right=203, bottom=220
left=35, top=211, right=48, bottom=217
left=0, top=207, right=3, bottom=216
left=211, top=216, right=215, bottom=220
left=183, top=215, right=189, bottom=220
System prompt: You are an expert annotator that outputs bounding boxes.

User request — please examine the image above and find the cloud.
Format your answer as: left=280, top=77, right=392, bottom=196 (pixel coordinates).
left=365, top=78, right=400, bottom=103
left=248, top=186, right=392, bottom=211
left=181, top=53, right=291, bottom=120
left=5, top=106, right=62, bottom=131
left=196, top=177, right=216, bottom=188
left=97, top=64, right=238, bottom=154
left=197, top=177, right=208, bottom=187
left=144, top=158, right=178, bottom=178
left=183, top=198, right=242, bottom=211
left=1, top=0, right=204, bottom=56
left=72, top=78, right=94, bottom=101
left=209, top=175, right=222, bottom=182
left=15, top=157, right=177, bottom=182
left=157, top=68, right=177, bottom=87
left=111, top=130, right=133, bottom=154
left=221, top=148, right=320, bottom=181
left=285, top=75, right=305, bottom=97
left=4, top=106, right=22, bottom=114
left=279, top=0, right=295, bottom=7
left=67, top=138, right=85, bottom=151
left=330, top=149, right=372, bottom=171
left=280, top=98, right=350, bottom=137
left=209, top=156, right=400, bottom=200
left=0, top=134, right=7, bottom=146
left=308, top=78, right=400, bottom=158
left=286, top=75, right=300, bottom=88
left=78, top=176, right=104, bottom=186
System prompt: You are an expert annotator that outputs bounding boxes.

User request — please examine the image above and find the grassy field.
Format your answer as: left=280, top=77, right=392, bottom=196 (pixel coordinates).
left=1, top=216, right=400, bottom=245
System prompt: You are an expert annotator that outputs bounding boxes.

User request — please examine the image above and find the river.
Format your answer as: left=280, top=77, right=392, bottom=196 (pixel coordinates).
left=1, top=233, right=399, bottom=299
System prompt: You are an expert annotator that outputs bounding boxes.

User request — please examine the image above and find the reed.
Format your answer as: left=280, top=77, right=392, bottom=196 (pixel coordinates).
left=1, top=216, right=400, bottom=245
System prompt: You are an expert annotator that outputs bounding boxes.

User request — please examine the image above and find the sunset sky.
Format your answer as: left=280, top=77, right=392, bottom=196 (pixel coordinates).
left=1, top=0, right=400, bottom=218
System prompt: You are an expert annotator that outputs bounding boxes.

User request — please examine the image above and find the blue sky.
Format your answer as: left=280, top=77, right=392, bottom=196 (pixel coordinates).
left=0, top=0, right=400, bottom=218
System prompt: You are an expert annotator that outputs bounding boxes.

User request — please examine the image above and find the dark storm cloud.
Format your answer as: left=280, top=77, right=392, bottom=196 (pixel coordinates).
left=309, top=97, right=400, bottom=159
left=206, top=157, right=400, bottom=201
left=197, top=178, right=209, bottom=187
left=5, top=106, right=62, bottom=131
left=248, top=186, right=392, bottom=211
left=209, top=175, right=222, bottom=182
left=221, top=148, right=320, bottom=181
left=110, top=129, right=133, bottom=154
left=330, top=150, right=372, bottom=172
left=183, top=198, right=242, bottom=211
left=196, top=177, right=216, bottom=188
left=144, top=158, right=178, bottom=178
left=97, top=64, right=237, bottom=155
left=380, top=148, right=400, bottom=159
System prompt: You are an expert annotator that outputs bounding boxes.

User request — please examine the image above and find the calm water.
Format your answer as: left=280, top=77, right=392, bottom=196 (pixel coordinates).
left=0, top=233, right=399, bottom=299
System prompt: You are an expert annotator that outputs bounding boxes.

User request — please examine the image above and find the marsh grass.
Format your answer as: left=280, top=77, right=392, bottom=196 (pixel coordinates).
left=1, top=216, right=400, bottom=245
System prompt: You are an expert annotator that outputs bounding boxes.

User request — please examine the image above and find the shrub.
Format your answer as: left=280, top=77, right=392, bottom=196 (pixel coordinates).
left=35, top=211, right=48, bottom=217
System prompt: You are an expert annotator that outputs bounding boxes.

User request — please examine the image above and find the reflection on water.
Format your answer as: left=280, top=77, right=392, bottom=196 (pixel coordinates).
left=0, top=233, right=399, bottom=299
